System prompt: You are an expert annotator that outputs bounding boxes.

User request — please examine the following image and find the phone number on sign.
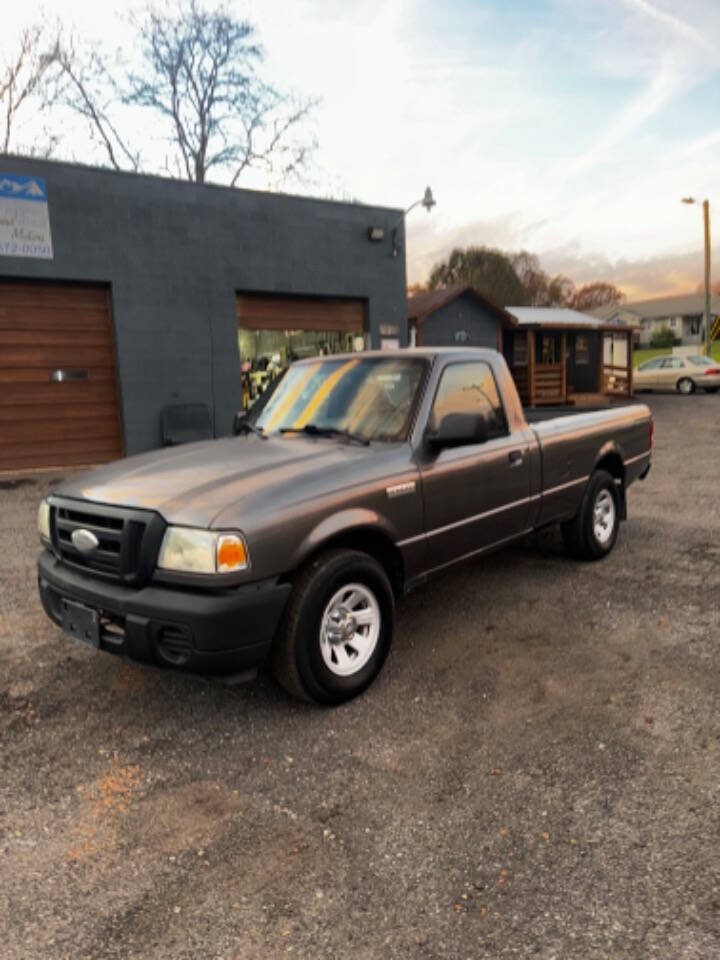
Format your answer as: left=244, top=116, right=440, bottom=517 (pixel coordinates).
left=0, top=240, right=53, bottom=258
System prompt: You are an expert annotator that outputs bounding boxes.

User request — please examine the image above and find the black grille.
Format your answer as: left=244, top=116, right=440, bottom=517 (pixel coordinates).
left=50, top=498, right=162, bottom=584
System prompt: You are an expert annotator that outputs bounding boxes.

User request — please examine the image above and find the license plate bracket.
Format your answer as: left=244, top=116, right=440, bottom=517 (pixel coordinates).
left=61, top=598, right=100, bottom=649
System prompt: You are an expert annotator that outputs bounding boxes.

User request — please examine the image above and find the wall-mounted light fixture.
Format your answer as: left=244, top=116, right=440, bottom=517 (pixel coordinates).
left=368, top=226, right=385, bottom=241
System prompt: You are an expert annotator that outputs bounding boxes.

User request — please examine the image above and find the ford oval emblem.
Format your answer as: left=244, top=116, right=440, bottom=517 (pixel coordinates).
left=71, top=528, right=99, bottom=554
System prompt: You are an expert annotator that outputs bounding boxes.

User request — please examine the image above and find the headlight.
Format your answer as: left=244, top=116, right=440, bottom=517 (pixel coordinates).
left=38, top=500, right=51, bottom=543
left=157, top=527, right=249, bottom=575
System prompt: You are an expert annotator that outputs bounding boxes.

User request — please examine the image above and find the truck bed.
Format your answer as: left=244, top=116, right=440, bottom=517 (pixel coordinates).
left=524, top=402, right=642, bottom=423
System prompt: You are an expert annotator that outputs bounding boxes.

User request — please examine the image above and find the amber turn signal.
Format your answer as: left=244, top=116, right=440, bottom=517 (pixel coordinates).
left=216, top=534, right=249, bottom=572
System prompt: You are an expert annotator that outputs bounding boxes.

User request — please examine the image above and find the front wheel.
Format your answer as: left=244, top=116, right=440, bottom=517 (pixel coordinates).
left=562, top=469, right=620, bottom=561
left=677, top=377, right=695, bottom=395
left=272, top=549, right=394, bottom=705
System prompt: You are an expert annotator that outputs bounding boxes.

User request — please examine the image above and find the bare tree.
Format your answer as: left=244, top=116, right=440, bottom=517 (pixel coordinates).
left=544, top=274, right=575, bottom=307
left=53, top=41, right=141, bottom=172
left=1, top=24, right=60, bottom=155
left=511, top=251, right=550, bottom=306
left=54, top=0, right=317, bottom=187
left=569, top=282, right=626, bottom=312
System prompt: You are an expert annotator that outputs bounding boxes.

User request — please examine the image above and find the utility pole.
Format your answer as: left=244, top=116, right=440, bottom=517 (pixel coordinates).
left=703, top=199, right=711, bottom=357
left=682, top=196, right=712, bottom=355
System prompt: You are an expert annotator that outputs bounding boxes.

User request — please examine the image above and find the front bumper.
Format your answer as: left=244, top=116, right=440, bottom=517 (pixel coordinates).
left=37, top=549, right=291, bottom=674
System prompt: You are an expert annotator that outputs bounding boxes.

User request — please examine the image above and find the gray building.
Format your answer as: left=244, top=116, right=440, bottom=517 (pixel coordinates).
left=406, top=285, right=511, bottom=349
left=0, top=156, right=407, bottom=472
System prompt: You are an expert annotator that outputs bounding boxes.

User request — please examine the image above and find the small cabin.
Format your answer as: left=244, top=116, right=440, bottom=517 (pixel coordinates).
left=407, top=286, right=634, bottom=407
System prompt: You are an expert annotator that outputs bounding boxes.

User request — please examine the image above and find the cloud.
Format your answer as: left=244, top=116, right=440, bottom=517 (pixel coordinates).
left=619, top=0, right=709, bottom=49
left=539, top=246, right=718, bottom=299
left=408, top=216, right=718, bottom=300
left=406, top=211, right=552, bottom=284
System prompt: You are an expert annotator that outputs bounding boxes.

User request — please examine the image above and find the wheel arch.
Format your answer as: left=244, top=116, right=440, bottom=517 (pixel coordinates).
left=676, top=376, right=696, bottom=393
left=593, top=443, right=626, bottom=519
left=286, top=511, right=405, bottom=596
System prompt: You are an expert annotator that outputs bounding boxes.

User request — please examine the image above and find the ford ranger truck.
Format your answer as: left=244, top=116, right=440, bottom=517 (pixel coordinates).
left=37, top=348, right=652, bottom=705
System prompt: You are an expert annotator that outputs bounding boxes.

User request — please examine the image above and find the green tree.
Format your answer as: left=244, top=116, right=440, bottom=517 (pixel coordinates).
left=650, top=326, right=677, bottom=348
left=428, top=246, right=528, bottom=307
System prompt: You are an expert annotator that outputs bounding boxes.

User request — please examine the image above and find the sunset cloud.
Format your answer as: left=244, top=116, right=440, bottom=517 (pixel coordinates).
left=2, top=0, right=719, bottom=299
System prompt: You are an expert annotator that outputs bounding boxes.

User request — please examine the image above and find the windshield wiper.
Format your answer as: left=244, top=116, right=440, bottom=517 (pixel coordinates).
left=279, top=424, right=370, bottom=446
left=237, top=421, right=267, bottom=439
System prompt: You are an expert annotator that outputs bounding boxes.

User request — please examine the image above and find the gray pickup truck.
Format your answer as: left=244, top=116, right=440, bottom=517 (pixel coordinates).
left=37, top=348, right=652, bottom=704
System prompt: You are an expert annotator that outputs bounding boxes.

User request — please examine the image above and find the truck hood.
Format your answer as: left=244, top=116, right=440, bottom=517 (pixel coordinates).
left=54, top=435, right=396, bottom=528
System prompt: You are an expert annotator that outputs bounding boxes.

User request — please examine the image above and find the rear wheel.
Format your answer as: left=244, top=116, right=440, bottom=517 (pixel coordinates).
left=272, top=549, right=394, bottom=705
left=562, top=469, right=620, bottom=561
left=677, top=377, right=695, bottom=395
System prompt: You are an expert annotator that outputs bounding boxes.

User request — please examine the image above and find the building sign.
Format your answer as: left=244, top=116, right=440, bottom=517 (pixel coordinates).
left=379, top=323, right=399, bottom=337
left=0, top=174, right=53, bottom=259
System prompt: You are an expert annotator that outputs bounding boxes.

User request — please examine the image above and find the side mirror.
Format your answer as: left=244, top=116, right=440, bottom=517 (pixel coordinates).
left=427, top=412, right=488, bottom=449
left=232, top=411, right=247, bottom=436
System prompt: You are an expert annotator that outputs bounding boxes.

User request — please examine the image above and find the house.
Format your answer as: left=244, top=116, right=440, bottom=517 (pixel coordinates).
left=0, top=155, right=407, bottom=472
left=591, top=293, right=720, bottom=347
left=407, top=286, right=634, bottom=406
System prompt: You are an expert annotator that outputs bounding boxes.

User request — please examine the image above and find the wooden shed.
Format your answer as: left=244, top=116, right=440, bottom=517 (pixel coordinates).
left=407, top=288, right=634, bottom=407
left=503, top=307, right=634, bottom=407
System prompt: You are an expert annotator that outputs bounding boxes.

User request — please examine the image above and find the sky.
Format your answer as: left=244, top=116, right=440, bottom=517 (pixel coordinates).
left=3, top=0, right=720, bottom=298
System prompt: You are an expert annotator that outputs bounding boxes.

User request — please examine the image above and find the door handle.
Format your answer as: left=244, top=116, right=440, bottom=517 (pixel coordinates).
left=508, top=450, right=524, bottom=467
left=51, top=369, right=89, bottom=382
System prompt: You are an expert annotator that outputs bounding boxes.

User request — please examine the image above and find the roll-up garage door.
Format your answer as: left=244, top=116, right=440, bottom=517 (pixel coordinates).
left=236, top=293, right=365, bottom=333
left=0, top=281, right=124, bottom=471
left=236, top=293, right=367, bottom=408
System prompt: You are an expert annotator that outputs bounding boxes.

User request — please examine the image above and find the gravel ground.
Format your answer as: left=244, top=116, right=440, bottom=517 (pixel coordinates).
left=1, top=394, right=719, bottom=960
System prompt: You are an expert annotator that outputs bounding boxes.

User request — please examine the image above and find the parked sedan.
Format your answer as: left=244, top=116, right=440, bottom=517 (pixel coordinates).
left=634, top=355, right=720, bottom=394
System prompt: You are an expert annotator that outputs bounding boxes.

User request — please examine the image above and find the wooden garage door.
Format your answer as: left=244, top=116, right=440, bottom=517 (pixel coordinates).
left=0, top=281, right=123, bottom=471
left=236, top=293, right=365, bottom=332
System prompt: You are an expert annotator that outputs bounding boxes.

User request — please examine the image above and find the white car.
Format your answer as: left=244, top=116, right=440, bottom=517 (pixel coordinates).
left=634, top=354, right=720, bottom=394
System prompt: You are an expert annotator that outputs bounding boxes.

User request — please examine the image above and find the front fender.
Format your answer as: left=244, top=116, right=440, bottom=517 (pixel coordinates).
left=290, top=508, right=399, bottom=569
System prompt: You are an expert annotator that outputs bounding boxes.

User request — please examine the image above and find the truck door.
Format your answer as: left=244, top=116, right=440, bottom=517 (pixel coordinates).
left=418, top=360, right=532, bottom=571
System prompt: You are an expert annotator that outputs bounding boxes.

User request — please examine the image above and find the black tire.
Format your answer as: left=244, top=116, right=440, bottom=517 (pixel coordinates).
left=272, top=549, right=394, bottom=705
left=676, top=377, right=695, bottom=395
left=561, top=469, right=620, bottom=562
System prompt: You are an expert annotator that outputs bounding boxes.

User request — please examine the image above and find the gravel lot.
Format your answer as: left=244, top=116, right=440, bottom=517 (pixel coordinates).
left=1, top=394, right=719, bottom=960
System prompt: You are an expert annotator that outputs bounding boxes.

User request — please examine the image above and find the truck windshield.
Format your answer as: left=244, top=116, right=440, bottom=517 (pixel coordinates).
left=252, top=356, right=427, bottom=442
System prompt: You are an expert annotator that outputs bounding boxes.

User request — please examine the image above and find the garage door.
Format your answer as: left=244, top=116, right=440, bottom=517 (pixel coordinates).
left=0, top=281, right=123, bottom=471
left=236, top=293, right=365, bottom=333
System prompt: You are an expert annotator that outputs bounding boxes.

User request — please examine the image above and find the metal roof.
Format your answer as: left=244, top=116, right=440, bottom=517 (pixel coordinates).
left=506, top=307, right=603, bottom=328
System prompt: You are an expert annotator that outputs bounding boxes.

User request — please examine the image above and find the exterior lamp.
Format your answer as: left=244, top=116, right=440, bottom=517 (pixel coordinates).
left=392, top=186, right=436, bottom=257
